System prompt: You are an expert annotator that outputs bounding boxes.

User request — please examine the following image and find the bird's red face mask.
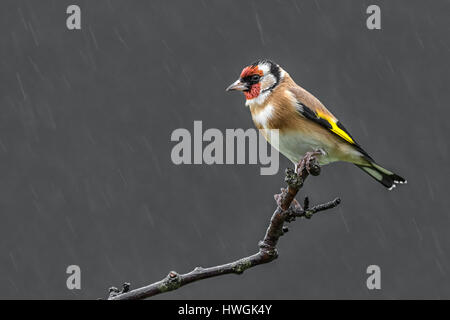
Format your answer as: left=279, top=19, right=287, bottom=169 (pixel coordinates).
left=226, top=65, right=263, bottom=100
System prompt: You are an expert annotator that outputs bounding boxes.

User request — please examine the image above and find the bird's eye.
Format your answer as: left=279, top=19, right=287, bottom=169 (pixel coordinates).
left=251, top=75, right=261, bottom=82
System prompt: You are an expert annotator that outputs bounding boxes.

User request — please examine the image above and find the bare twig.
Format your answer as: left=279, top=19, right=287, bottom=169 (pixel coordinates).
left=107, top=158, right=340, bottom=300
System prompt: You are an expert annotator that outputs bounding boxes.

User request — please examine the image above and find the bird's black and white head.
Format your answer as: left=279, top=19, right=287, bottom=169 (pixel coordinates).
left=226, top=59, right=283, bottom=104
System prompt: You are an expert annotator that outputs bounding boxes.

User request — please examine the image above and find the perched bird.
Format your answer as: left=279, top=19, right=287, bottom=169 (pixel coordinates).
left=226, top=59, right=406, bottom=190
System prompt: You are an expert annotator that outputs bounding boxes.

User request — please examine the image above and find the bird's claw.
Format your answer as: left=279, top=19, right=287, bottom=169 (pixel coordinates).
left=296, top=150, right=323, bottom=175
left=291, top=198, right=302, bottom=210
left=274, top=188, right=287, bottom=208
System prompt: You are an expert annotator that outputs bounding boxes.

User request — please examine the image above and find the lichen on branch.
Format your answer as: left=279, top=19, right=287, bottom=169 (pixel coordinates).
left=106, top=156, right=340, bottom=300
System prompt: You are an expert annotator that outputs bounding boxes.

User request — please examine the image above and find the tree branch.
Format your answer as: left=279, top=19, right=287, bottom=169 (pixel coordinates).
left=106, top=158, right=340, bottom=300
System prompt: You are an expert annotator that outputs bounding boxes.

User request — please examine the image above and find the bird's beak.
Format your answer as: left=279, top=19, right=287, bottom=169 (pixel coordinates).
left=226, top=79, right=248, bottom=92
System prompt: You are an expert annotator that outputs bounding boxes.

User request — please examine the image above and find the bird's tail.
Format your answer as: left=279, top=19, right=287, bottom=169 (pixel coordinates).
left=356, top=161, right=406, bottom=190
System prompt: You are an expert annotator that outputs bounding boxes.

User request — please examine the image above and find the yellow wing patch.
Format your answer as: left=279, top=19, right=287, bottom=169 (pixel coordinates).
left=296, top=102, right=356, bottom=145
left=316, top=112, right=356, bottom=145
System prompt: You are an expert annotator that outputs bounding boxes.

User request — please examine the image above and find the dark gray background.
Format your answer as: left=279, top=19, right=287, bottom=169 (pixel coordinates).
left=0, top=0, right=448, bottom=299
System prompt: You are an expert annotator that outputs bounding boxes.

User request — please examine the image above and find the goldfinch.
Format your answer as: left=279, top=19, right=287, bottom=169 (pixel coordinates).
left=226, top=59, right=406, bottom=190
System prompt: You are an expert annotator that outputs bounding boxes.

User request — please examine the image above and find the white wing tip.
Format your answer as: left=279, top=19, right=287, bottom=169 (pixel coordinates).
left=388, top=184, right=397, bottom=191
left=388, top=179, right=407, bottom=191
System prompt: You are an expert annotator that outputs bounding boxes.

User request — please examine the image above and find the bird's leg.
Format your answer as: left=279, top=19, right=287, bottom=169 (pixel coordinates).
left=274, top=188, right=302, bottom=209
left=296, top=149, right=325, bottom=175
left=274, top=188, right=287, bottom=208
